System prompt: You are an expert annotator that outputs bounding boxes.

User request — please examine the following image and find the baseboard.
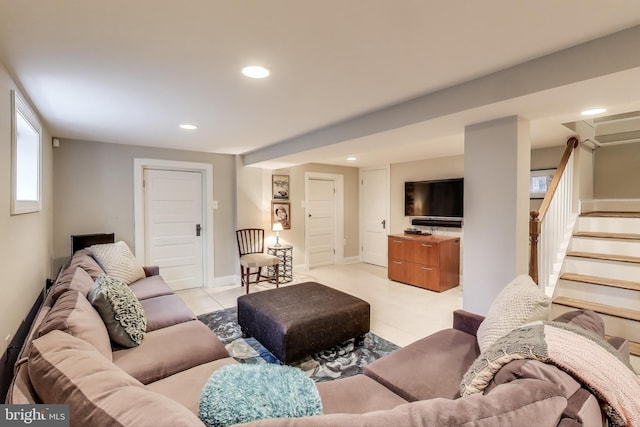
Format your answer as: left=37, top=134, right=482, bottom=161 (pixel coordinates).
left=207, top=274, right=239, bottom=287
left=343, top=256, right=361, bottom=264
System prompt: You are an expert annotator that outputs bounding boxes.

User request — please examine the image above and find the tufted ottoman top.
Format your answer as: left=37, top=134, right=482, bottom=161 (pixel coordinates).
left=237, top=282, right=370, bottom=363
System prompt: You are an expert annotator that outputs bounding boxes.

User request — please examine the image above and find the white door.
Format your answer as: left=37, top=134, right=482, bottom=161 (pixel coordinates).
left=362, top=168, right=388, bottom=266
left=144, top=169, right=204, bottom=290
left=307, top=178, right=336, bottom=268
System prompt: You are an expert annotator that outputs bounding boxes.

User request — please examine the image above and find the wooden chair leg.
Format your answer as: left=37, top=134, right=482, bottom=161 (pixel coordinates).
left=275, top=265, right=279, bottom=288
left=256, top=267, right=262, bottom=285
left=245, top=268, right=250, bottom=295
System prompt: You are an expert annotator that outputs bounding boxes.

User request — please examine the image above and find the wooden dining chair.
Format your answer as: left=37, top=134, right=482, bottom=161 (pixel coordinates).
left=236, top=228, right=280, bottom=294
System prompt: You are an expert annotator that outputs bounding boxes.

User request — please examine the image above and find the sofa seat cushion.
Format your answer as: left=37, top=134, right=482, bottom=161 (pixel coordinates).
left=140, top=294, right=196, bottom=332
left=363, top=328, right=479, bottom=401
left=146, top=358, right=238, bottom=415
left=316, top=374, right=407, bottom=414
left=112, top=320, right=229, bottom=384
left=29, top=330, right=204, bottom=427
left=129, top=275, right=175, bottom=300
left=38, top=290, right=113, bottom=360
left=237, top=378, right=567, bottom=427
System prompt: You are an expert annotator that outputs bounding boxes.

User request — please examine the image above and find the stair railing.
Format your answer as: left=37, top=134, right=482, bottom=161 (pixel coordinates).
left=529, top=137, right=580, bottom=290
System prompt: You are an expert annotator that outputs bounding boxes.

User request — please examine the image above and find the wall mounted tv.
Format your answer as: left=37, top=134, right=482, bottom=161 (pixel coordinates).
left=404, top=178, right=464, bottom=219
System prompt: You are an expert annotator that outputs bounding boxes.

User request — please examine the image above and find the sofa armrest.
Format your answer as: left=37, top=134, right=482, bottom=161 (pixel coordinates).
left=143, top=266, right=160, bottom=277
left=453, top=310, right=484, bottom=337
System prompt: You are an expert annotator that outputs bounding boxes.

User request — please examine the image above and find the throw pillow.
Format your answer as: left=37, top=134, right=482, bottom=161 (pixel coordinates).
left=88, top=275, right=146, bottom=348
left=90, top=241, right=146, bottom=285
left=476, top=274, right=550, bottom=353
left=553, top=309, right=605, bottom=338
left=199, top=364, right=322, bottom=427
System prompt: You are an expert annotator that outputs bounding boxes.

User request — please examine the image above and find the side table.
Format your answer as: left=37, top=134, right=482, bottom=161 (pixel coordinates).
left=267, top=244, right=293, bottom=283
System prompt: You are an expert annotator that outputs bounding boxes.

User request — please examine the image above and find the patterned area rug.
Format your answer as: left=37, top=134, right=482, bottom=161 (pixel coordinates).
left=198, top=307, right=399, bottom=382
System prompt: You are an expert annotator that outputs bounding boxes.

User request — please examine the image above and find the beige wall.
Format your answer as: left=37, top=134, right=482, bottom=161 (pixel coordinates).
left=0, top=63, right=54, bottom=347
left=237, top=162, right=359, bottom=269
left=53, top=139, right=237, bottom=279
left=594, top=143, right=640, bottom=199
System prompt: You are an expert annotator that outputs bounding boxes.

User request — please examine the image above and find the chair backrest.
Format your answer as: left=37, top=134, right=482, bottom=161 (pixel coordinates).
left=236, top=229, right=265, bottom=256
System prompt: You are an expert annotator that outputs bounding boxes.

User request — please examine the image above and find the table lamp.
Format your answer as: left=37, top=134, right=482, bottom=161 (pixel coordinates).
left=272, top=222, right=283, bottom=247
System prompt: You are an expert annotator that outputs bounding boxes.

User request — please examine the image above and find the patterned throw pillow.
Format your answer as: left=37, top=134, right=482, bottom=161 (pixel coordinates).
left=476, top=274, right=551, bottom=353
left=90, top=241, right=146, bottom=285
left=88, top=275, right=146, bottom=348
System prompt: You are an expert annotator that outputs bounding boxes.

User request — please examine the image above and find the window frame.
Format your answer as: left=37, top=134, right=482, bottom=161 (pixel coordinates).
left=11, top=90, right=42, bottom=215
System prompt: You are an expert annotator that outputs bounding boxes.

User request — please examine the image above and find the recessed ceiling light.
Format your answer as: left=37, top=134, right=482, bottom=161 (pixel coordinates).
left=242, top=65, right=270, bottom=79
left=179, top=124, right=197, bottom=130
left=347, top=157, right=357, bottom=161
left=581, top=108, right=607, bottom=116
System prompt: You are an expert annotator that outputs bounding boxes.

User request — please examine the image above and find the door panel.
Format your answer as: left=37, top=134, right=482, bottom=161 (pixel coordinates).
left=307, top=179, right=336, bottom=268
left=144, top=169, right=204, bottom=290
left=362, top=168, right=388, bottom=266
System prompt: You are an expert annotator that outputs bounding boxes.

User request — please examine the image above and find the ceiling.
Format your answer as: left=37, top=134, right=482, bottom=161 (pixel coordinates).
left=1, top=1, right=640, bottom=169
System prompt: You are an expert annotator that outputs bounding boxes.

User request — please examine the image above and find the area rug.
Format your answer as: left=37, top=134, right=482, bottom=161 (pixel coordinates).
left=198, top=307, right=399, bottom=382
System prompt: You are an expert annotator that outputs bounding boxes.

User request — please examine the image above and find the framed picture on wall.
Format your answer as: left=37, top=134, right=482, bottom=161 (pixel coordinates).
left=272, top=174, right=289, bottom=200
left=272, top=201, right=291, bottom=229
left=530, top=168, right=556, bottom=199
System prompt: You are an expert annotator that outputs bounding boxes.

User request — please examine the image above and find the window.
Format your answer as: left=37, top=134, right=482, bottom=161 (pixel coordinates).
left=11, top=90, right=42, bottom=214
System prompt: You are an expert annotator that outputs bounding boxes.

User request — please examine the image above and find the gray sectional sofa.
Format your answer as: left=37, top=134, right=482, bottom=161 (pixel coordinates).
left=7, top=248, right=639, bottom=426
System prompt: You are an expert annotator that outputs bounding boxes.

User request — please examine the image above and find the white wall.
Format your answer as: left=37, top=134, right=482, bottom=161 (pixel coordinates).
left=53, top=139, right=237, bottom=279
left=0, top=62, right=54, bottom=348
left=463, top=116, right=530, bottom=315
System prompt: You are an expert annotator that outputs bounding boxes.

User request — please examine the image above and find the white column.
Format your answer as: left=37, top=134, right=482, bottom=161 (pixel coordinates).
left=463, top=116, right=530, bottom=315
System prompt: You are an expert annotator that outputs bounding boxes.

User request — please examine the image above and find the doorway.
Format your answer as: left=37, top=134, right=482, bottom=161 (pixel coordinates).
left=133, top=159, right=215, bottom=289
left=361, top=167, right=389, bottom=267
left=305, top=172, right=344, bottom=269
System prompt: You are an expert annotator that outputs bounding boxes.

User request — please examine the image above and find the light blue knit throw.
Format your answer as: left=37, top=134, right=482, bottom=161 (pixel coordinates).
left=199, top=364, right=323, bottom=427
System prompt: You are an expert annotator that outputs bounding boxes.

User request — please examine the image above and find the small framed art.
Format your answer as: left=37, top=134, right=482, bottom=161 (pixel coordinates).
left=530, top=168, right=556, bottom=199
left=272, top=201, right=291, bottom=229
left=272, top=174, right=289, bottom=200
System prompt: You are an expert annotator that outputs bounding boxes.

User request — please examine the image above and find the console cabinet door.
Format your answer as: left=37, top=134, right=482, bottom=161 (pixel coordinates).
left=388, top=258, right=407, bottom=283
left=388, top=236, right=406, bottom=261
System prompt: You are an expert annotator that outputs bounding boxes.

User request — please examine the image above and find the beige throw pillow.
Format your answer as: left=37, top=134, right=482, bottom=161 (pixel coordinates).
left=477, top=274, right=551, bottom=353
left=90, top=241, right=146, bottom=285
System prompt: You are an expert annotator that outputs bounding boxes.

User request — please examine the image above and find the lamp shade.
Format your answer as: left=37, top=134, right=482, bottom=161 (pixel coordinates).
left=272, top=222, right=284, bottom=232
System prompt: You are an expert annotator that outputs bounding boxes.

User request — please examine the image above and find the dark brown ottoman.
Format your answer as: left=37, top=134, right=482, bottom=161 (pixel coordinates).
left=237, top=282, right=370, bottom=364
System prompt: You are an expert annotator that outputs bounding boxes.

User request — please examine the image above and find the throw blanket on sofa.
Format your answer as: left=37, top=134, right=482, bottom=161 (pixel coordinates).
left=460, top=321, right=640, bottom=427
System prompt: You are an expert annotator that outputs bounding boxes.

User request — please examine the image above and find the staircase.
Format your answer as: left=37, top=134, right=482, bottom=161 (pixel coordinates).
left=552, top=209, right=640, bottom=368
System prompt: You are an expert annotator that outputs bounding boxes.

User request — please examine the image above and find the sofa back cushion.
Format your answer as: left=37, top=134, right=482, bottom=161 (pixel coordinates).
left=50, top=250, right=105, bottom=303
left=28, top=331, right=204, bottom=427
left=38, top=290, right=113, bottom=360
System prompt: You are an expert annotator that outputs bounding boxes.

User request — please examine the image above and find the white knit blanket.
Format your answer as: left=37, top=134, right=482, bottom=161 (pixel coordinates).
left=460, top=321, right=640, bottom=427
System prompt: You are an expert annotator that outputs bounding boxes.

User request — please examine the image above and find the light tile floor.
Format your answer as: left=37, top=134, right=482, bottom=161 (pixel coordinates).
left=176, top=263, right=463, bottom=347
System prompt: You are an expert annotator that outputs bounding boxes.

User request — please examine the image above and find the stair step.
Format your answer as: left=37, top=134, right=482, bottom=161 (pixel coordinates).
left=581, top=211, right=640, bottom=218
left=573, top=231, right=640, bottom=240
left=553, top=297, right=640, bottom=322
left=560, top=273, right=640, bottom=292
left=566, top=251, right=640, bottom=264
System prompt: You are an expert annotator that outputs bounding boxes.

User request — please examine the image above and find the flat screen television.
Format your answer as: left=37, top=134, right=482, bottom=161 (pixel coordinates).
left=404, top=178, right=463, bottom=218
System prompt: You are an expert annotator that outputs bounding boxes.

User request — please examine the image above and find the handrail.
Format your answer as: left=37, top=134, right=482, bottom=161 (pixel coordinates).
left=529, top=137, right=580, bottom=285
